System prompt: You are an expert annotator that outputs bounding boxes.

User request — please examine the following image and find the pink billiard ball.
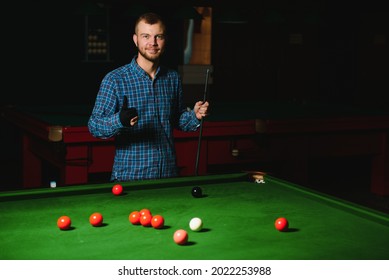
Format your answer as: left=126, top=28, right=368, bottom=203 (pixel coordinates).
left=89, top=212, right=103, bottom=227
left=274, top=217, right=289, bottom=231
left=112, top=184, right=123, bottom=196
left=173, top=229, right=188, bottom=245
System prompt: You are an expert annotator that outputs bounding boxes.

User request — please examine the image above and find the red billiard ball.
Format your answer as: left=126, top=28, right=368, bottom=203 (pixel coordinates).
left=57, top=215, right=71, bottom=230
left=129, top=211, right=141, bottom=225
left=139, top=208, right=151, bottom=216
left=151, top=214, right=164, bottom=229
left=112, top=184, right=123, bottom=196
left=173, top=229, right=188, bottom=245
left=274, top=217, right=289, bottom=231
left=89, top=212, right=103, bottom=227
left=140, top=212, right=152, bottom=227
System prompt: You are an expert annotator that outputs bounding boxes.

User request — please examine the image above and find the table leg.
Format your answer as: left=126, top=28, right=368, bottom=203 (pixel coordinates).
left=371, top=133, right=389, bottom=196
left=22, top=135, right=42, bottom=188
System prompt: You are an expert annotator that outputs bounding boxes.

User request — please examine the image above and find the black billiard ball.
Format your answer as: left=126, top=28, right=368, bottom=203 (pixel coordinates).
left=191, top=186, right=203, bottom=198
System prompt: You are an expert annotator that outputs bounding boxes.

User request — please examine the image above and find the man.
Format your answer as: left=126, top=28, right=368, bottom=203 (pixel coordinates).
left=88, top=12, right=209, bottom=181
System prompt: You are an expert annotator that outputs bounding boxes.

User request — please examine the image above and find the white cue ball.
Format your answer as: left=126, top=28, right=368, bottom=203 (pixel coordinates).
left=50, top=181, right=57, bottom=188
left=189, top=217, right=203, bottom=232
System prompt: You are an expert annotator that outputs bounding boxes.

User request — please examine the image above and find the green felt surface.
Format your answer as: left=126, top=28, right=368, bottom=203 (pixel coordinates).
left=1, top=173, right=388, bottom=260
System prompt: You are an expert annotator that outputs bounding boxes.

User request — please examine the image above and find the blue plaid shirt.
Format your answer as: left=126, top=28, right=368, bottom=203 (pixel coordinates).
left=88, top=56, right=200, bottom=181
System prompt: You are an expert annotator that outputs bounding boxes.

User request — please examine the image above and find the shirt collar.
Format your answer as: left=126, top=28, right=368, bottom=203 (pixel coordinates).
left=130, top=55, right=161, bottom=80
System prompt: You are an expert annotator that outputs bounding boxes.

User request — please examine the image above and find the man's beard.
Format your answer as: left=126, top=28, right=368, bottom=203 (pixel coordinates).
left=138, top=47, right=162, bottom=63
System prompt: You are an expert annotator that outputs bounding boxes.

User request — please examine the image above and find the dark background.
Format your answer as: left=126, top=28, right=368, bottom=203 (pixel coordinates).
left=1, top=0, right=388, bottom=210
left=1, top=0, right=388, bottom=107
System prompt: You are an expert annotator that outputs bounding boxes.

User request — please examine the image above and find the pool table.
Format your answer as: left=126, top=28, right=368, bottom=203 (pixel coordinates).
left=1, top=102, right=389, bottom=195
left=0, top=172, right=388, bottom=260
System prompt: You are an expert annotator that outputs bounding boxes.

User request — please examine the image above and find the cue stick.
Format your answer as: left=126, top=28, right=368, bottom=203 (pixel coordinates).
left=194, top=68, right=210, bottom=176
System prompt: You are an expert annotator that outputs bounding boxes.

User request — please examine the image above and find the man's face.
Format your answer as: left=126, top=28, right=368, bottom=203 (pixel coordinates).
left=133, top=20, right=166, bottom=62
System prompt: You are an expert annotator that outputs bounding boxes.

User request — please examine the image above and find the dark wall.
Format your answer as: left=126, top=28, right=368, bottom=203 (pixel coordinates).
left=2, top=1, right=186, bottom=107
left=2, top=0, right=388, bottom=108
left=211, top=1, right=389, bottom=109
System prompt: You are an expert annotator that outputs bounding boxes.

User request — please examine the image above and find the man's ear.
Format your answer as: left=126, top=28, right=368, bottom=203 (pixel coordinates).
left=133, top=33, right=138, bottom=47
